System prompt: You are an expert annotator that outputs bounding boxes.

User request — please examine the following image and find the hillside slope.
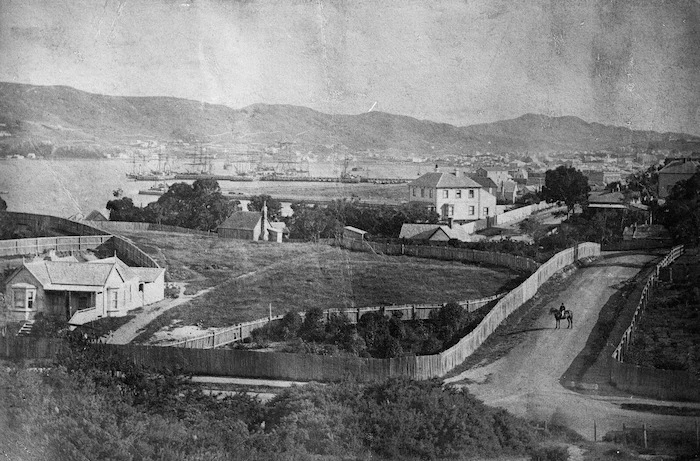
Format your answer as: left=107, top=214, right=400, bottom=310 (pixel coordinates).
left=1, top=82, right=697, bottom=155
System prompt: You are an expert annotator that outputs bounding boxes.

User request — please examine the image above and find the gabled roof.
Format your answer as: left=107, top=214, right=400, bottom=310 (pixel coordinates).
left=467, top=175, right=498, bottom=190
left=399, top=223, right=471, bottom=241
left=659, top=160, right=699, bottom=175
left=478, top=166, right=510, bottom=172
left=11, top=256, right=157, bottom=292
left=131, top=267, right=165, bottom=283
left=85, top=210, right=108, bottom=221
left=22, top=261, right=115, bottom=288
left=218, top=211, right=263, bottom=230
left=409, top=172, right=482, bottom=189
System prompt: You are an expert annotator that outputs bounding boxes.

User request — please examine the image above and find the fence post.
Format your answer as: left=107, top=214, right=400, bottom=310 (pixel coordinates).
left=593, top=420, right=597, bottom=442
left=643, top=423, right=647, bottom=449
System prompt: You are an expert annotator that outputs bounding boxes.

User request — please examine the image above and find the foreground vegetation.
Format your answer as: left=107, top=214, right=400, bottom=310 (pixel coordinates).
left=0, top=336, right=556, bottom=461
left=250, top=302, right=496, bottom=358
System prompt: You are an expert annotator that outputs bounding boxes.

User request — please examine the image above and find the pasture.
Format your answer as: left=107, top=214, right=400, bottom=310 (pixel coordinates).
left=116, top=231, right=524, bottom=342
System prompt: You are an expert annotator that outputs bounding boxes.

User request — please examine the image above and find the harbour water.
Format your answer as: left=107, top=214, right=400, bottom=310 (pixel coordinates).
left=0, top=158, right=422, bottom=219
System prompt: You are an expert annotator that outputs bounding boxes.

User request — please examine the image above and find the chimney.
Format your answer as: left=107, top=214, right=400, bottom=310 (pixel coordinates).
left=454, top=169, right=461, bottom=177
left=262, top=201, right=269, bottom=241
left=434, top=164, right=439, bottom=172
left=447, top=217, right=453, bottom=229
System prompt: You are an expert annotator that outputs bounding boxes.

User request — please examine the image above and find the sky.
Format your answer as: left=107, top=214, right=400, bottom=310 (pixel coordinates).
left=1, top=0, right=699, bottom=135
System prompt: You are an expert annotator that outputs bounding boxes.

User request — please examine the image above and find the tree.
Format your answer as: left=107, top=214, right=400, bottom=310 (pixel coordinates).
left=247, top=194, right=282, bottom=221
left=106, top=197, right=144, bottom=222
left=659, top=172, right=700, bottom=245
left=542, top=166, right=590, bottom=216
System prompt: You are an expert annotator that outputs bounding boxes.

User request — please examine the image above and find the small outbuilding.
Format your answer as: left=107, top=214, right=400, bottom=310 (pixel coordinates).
left=342, top=226, right=367, bottom=241
left=217, top=206, right=284, bottom=242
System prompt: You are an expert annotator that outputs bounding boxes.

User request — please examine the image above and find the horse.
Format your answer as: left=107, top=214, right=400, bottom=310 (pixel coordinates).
left=550, top=307, right=573, bottom=329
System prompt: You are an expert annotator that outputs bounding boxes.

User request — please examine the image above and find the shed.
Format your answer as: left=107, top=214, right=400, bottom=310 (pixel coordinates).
left=343, top=226, right=368, bottom=241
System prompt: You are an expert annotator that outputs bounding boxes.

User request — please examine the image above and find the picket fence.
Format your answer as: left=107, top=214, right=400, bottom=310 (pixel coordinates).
left=337, top=238, right=540, bottom=273
left=609, top=245, right=700, bottom=401
left=1, top=243, right=600, bottom=382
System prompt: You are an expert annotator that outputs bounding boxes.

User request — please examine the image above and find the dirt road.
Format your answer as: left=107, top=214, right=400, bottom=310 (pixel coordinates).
left=446, top=252, right=698, bottom=441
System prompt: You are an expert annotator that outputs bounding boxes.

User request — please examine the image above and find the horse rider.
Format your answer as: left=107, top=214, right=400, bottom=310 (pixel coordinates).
left=559, top=303, right=566, bottom=316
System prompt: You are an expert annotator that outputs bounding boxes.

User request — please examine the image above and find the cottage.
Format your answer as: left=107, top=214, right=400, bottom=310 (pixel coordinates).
left=217, top=206, right=283, bottom=242
left=408, top=171, right=496, bottom=222
left=4, top=256, right=165, bottom=323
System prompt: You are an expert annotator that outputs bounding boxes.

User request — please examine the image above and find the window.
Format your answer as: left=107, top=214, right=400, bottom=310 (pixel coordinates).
left=421, top=188, right=425, bottom=198
left=110, top=290, right=118, bottom=310
left=456, top=190, right=462, bottom=198
left=12, top=288, right=36, bottom=311
left=442, top=190, right=449, bottom=198
left=447, top=205, right=454, bottom=217
left=13, top=290, right=24, bottom=310
left=412, top=187, right=416, bottom=197
left=468, top=189, right=475, bottom=198
left=429, top=189, right=433, bottom=198
left=469, top=206, right=475, bottom=215
left=483, top=207, right=489, bottom=216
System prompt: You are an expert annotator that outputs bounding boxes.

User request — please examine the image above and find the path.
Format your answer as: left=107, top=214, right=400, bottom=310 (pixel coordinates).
left=446, top=252, right=697, bottom=440
left=106, top=246, right=337, bottom=344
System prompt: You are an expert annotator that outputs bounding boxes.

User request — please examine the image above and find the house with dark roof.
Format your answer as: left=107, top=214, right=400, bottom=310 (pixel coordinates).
left=4, top=256, right=165, bottom=323
left=475, top=167, right=512, bottom=189
left=467, top=175, right=498, bottom=196
left=217, top=206, right=283, bottom=242
left=408, top=171, right=496, bottom=222
left=658, top=160, right=699, bottom=198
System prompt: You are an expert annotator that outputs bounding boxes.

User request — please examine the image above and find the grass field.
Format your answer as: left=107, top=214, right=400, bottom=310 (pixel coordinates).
left=117, top=230, right=524, bottom=341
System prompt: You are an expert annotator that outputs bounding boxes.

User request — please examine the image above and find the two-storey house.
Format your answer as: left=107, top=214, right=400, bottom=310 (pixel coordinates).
left=408, top=171, right=497, bottom=222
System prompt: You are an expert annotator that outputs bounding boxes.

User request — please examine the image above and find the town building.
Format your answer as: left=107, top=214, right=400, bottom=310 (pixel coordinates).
left=408, top=171, right=497, bottom=222
left=475, top=167, right=512, bottom=189
left=5, top=256, right=165, bottom=322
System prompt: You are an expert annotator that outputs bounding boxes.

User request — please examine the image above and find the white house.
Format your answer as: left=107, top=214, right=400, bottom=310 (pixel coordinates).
left=4, top=256, right=165, bottom=323
left=408, top=171, right=497, bottom=222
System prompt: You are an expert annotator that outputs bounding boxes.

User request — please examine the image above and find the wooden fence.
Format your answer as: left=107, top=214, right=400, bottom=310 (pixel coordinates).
left=609, top=245, right=700, bottom=401
left=0, top=235, right=112, bottom=257
left=166, top=292, right=507, bottom=349
left=0, top=211, right=109, bottom=237
left=0, top=212, right=160, bottom=268
left=84, top=220, right=213, bottom=236
left=1, top=243, right=600, bottom=382
left=337, top=238, right=540, bottom=273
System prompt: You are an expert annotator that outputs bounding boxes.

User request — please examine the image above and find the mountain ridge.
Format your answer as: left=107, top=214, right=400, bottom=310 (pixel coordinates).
left=0, top=82, right=697, bottom=156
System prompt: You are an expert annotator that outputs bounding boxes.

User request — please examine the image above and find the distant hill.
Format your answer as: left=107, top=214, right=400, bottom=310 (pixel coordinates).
left=0, top=82, right=698, bottom=156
